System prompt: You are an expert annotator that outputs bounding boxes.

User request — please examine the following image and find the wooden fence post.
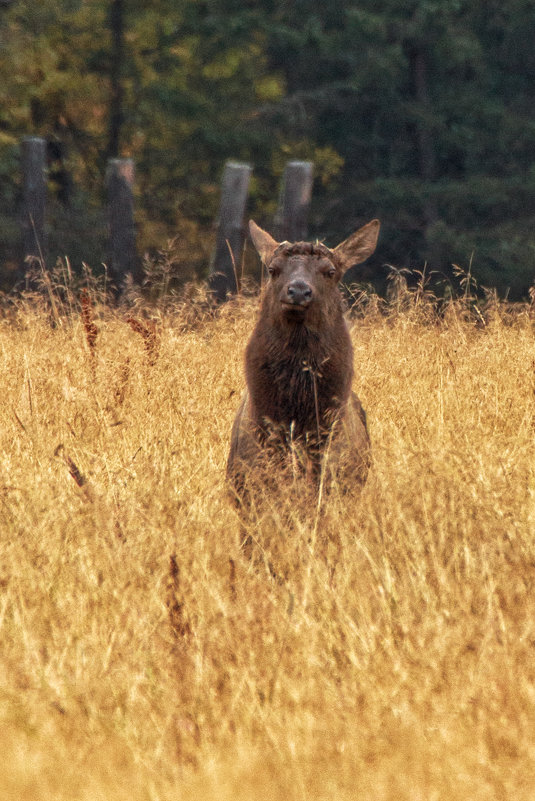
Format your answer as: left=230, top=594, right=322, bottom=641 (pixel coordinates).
left=273, top=160, right=313, bottom=242
left=209, top=160, right=252, bottom=301
left=21, top=136, right=47, bottom=266
left=106, top=157, right=136, bottom=296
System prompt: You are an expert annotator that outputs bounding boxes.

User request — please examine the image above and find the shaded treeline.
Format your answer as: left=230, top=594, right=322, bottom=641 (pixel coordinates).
left=0, top=0, right=534, bottom=296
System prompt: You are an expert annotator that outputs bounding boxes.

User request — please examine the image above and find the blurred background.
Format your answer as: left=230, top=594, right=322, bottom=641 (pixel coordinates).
left=1, top=0, right=534, bottom=297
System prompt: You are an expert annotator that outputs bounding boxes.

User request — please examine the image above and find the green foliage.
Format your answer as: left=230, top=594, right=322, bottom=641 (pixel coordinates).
left=0, top=0, right=534, bottom=296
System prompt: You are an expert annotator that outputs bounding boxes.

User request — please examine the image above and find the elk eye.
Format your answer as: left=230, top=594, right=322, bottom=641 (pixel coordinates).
left=326, top=266, right=336, bottom=278
left=267, top=265, right=279, bottom=277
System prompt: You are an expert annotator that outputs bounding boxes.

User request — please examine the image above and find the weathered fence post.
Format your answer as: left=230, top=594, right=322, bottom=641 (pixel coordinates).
left=106, top=157, right=136, bottom=296
left=209, top=160, right=252, bottom=302
left=273, top=160, right=314, bottom=242
left=21, top=136, right=47, bottom=265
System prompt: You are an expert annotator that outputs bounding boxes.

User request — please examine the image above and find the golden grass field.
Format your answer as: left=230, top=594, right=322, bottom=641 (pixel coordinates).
left=2, top=275, right=535, bottom=800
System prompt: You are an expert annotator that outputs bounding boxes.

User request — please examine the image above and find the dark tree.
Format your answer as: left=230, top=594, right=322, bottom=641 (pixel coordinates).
left=108, top=0, right=125, bottom=159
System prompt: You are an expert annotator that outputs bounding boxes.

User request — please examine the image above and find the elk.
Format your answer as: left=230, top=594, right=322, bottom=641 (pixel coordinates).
left=227, top=218, right=380, bottom=506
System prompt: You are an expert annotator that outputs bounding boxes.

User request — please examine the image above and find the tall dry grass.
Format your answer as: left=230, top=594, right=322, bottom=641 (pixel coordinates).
left=1, top=272, right=535, bottom=800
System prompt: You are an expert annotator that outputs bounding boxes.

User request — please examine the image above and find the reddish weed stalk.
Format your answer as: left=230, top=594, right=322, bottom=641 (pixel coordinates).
left=126, top=317, right=159, bottom=365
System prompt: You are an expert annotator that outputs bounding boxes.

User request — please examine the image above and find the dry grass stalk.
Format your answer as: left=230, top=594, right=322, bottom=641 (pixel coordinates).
left=54, top=443, right=93, bottom=502
left=12, top=409, right=26, bottom=433
left=2, top=285, right=535, bottom=800
left=228, top=557, right=237, bottom=601
left=80, top=287, right=98, bottom=357
left=166, top=553, right=191, bottom=641
left=126, top=316, right=159, bottom=365
left=114, top=357, right=131, bottom=407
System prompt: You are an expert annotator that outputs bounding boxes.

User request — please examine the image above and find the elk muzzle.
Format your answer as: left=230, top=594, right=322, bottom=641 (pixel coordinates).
left=283, top=279, right=313, bottom=308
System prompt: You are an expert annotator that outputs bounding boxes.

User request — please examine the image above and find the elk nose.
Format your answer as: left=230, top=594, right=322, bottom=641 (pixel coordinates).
left=286, top=280, right=312, bottom=305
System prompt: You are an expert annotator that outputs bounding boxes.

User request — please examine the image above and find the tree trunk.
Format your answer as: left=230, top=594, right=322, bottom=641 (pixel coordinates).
left=21, top=136, right=47, bottom=264
left=273, top=161, right=313, bottom=242
left=209, top=161, right=252, bottom=302
left=106, top=158, right=136, bottom=297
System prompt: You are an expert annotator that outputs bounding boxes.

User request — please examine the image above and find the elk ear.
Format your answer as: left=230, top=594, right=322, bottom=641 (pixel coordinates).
left=334, top=219, right=380, bottom=272
left=249, top=220, right=280, bottom=264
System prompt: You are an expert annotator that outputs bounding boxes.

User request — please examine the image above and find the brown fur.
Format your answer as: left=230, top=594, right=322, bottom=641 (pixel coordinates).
left=227, top=219, right=380, bottom=504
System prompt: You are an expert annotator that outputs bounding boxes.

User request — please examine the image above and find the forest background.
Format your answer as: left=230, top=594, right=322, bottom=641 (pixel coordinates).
left=0, top=0, right=534, bottom=297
